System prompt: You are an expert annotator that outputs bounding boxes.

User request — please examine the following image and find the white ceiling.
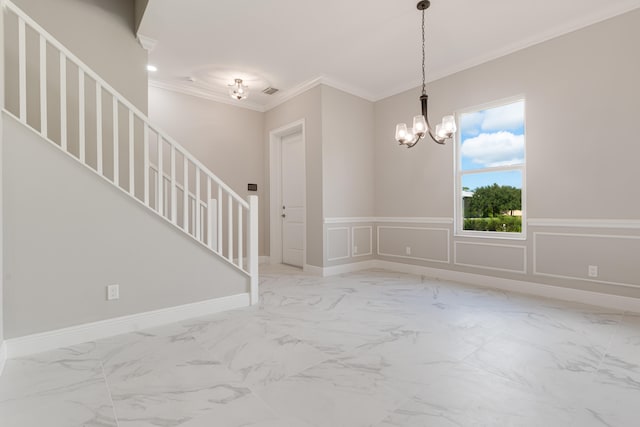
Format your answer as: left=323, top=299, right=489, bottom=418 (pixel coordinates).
left=138, top=0, right=640, bottom=111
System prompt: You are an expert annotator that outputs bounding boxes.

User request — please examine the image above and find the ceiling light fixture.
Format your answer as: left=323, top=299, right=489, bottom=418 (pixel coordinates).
left=395, top=1, right=456, bottom=148
left=229, top=78, right=249, bottom=100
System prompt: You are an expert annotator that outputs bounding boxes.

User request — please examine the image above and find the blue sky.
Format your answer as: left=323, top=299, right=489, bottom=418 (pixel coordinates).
left=459, top=100, right=525, bottom=190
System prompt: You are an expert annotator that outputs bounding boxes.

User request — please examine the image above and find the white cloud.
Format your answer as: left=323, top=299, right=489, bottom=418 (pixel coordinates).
left=461, top=131, right=524, bottom=167
left=481, top=101, right=524, bottom=132
left=461, top=111, right=483, bottom=136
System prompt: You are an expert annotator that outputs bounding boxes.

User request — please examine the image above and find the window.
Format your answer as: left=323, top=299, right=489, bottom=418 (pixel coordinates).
left=455, top=98, right=525, bottom=238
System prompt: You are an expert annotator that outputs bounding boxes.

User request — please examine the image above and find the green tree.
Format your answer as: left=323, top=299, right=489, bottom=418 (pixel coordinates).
left=466, top=184, right=521, bottom=218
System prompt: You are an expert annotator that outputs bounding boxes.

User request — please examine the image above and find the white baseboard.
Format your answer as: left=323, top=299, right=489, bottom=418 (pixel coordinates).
left=5, top=293, right=250, bottom=359
left=311, top=258, right=640, bottom=313
left=0, top=341, right=7, bottom=376
left=373, top=260, right=640, bottom=313
left=303, top=264, right=324, bottom=276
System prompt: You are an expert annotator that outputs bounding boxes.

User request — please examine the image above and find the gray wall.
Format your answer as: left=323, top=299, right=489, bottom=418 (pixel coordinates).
left=148, top=84, right=378, bottom=268
left=320, top=86, right=376, bottom=267
left=376, top=9, right=640, bottom=219
left=148, top=86, right=267, bottom=256
left=3, top=114, right=248, bottom=338
left=263, top=85, right=376, bottom=268
left=149, top=85, right=378, bottom=268
left=265, top=86, right=324, bottom=267
left=4, top=0, right=153, bottom=244
left=321, top=86, right=375, bottom=218
left=373, top=9, right=640, bottom=298
left=10, top=0, right=148, bottom=113
left=134, top=0, right=149, bottom=33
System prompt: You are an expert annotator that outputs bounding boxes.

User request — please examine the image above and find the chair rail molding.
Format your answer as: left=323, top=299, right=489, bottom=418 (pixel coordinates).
left=528, top=218, right=640, bottom=229
left=324, top=217, right=453, bottom=224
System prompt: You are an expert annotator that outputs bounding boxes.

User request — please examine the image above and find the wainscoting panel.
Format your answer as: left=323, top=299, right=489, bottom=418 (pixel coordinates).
left=454, top=241, right=526, bottom=274
left=377, top=226, right=449, bottom=264
left=534, top=232, right=640, bottom=288
left=352, top=226, right=373, bottom=257
left=326, top=227, right=351, bottom=261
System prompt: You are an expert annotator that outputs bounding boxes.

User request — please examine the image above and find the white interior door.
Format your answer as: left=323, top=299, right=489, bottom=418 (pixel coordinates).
left=281, top=132, right=305, bottom=267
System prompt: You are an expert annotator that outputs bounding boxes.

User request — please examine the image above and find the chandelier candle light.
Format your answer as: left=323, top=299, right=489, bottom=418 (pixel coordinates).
left=229, top=78, right=249, bottom=100
left=395, top=0, right=456, bottom=148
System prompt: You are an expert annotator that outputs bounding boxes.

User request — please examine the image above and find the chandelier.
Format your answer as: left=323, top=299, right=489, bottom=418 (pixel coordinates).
left=229, top=78, right=249, bottom=100
left=395, top=1, right=456, bottom=148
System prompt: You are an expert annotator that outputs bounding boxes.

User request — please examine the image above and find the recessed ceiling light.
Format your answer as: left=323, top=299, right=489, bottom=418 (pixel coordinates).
left=146, top=64, right=158, bottom=72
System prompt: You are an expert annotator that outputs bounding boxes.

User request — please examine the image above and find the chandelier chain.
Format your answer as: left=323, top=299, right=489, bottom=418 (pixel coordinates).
left=421, top=8, right=426, bottom=95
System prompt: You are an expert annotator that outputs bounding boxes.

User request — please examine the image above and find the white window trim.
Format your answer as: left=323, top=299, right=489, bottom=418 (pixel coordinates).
left=453, top=95, right=527, bottom=240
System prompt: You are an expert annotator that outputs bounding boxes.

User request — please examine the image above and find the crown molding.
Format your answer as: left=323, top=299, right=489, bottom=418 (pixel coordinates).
left=151, top=0, right=640, bottom=113
left=316, top=76, right=377, bottom=102
left=152, top=76, right=376, bottom=114
left=137, top=34, right=157, bottom=52
left=264, top=75, right=377, bottom=112
left=372, top=3, right=640, bottom=102
left=149, top=80, right=266, bottom=112
left=263, top=76, right=323, bottom=111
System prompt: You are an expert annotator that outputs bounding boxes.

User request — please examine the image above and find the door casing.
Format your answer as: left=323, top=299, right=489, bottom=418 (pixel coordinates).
left=269, top=119, right=306, bottom=266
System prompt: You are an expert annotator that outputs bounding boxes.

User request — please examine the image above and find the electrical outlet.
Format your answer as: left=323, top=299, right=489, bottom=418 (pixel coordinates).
left=107, top=284, right=120, bottom=301
left=588, top=265, right=598, bottom=278
left=405, top=246, right=412, bottom=255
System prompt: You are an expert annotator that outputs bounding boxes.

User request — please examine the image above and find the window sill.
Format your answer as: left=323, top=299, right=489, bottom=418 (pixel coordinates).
left=454, top=231, right=527, bottom=241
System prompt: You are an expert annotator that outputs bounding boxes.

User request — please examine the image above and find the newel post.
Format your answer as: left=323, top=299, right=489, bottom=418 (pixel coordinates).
left=247, top=195, right=259, bottom=305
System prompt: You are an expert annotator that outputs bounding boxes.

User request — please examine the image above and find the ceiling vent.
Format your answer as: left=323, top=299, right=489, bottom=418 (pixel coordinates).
left=262, top=87, right=279, bottom=95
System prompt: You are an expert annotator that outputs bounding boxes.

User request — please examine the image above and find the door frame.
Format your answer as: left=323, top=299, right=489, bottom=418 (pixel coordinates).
left=269, top=119, right=306, bottom=266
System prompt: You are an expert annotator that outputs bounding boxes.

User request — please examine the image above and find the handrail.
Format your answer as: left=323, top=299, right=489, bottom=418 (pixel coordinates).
left=2, top=0, right=259, bottom=303
left=1, top=0, right=246, bottom=208
left=148, top=128, right=249, bottom=209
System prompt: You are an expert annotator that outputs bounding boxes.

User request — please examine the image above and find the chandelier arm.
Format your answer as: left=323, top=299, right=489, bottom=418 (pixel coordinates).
left=426, top=129, right=446, bottom=145
left=402, top=134, right=421, bottom=148
left=420, top=94, right=446, bottom=144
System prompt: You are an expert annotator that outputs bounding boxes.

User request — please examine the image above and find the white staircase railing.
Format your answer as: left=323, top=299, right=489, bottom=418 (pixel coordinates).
left=1, top=0, right=259, bottom=304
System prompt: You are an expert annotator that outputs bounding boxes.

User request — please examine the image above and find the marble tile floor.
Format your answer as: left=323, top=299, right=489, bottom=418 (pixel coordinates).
left=1, top=264, right=639, bottom=426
